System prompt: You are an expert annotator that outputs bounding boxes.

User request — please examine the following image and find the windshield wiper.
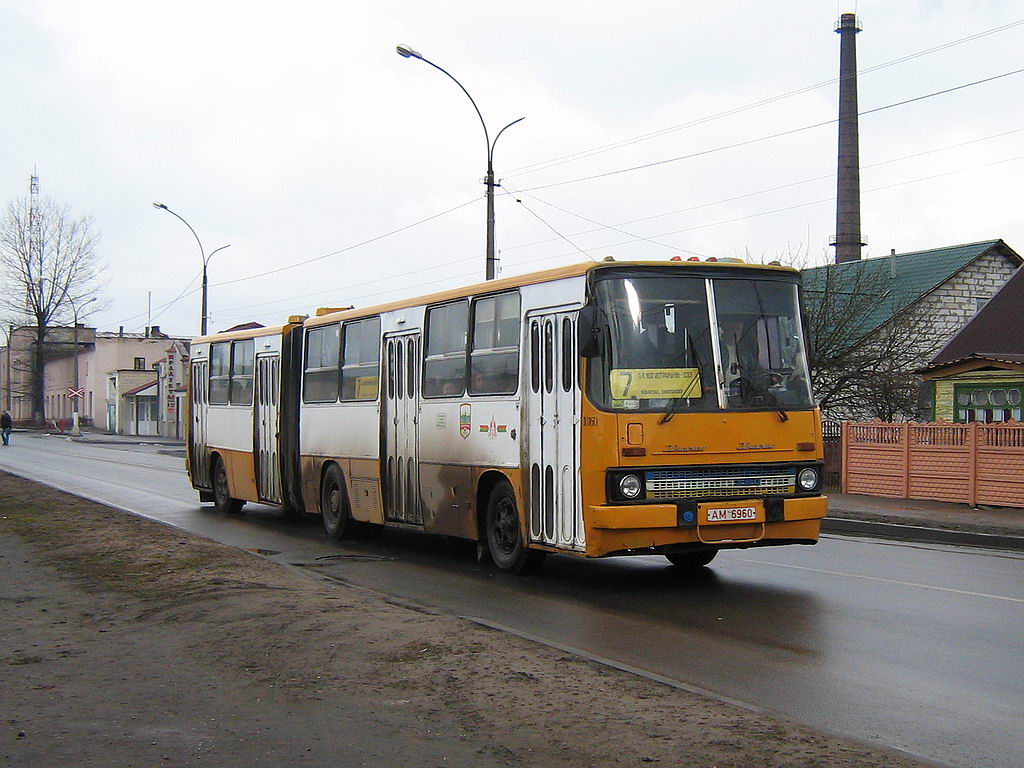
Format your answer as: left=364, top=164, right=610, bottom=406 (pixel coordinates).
left=659, top=396, right=686, bottom=424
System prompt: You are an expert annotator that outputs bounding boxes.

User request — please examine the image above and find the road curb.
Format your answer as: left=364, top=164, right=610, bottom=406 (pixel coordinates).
left=822, top=517, right=1024, bottom=552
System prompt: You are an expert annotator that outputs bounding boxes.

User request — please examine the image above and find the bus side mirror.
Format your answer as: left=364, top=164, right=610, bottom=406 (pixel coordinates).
left=577, top=305, right=602, bottom=358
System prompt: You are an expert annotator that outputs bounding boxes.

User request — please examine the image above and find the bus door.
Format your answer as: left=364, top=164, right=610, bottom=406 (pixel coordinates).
left=254, top=353, right=282, bottom=504
left=383, top=332, right=422, bottom=525
left=526, top=311, right=585, bottom=551
left=190, top=360, right=210, bottom=488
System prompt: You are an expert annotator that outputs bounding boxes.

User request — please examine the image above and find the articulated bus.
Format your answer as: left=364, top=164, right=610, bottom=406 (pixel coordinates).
left=187, top=259, right=827, bottom=573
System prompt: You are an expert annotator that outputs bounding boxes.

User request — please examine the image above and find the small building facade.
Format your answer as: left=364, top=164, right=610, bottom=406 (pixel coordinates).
left=1, top=324, right=190, bottom=436
left=802, top=239, right=1021, bottom=421
left=920, top=259, right=1024, bottom=423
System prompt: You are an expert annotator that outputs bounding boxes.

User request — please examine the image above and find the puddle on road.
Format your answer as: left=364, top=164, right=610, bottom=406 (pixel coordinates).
left=290, top=554, right=396, bottom=567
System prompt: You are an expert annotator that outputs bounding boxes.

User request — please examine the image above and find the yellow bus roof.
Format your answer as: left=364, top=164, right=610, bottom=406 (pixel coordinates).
left=305, top=259, right=797, bottom=328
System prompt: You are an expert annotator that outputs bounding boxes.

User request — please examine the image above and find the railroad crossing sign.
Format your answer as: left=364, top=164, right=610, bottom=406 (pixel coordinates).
left=67, top=387, right=85, bottom=399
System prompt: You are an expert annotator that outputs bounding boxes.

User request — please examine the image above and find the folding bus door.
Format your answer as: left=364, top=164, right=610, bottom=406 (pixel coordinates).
left=254, top=353, right=282, bottom=504
left=525, top=311, right=584, bottom=551
left=383, top=333, right=422, bottom=525
left=190, top=360, right=210, bottom=488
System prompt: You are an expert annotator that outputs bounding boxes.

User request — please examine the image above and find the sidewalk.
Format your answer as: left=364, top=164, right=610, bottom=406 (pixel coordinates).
left=824, top=491, right=1024, bottom=551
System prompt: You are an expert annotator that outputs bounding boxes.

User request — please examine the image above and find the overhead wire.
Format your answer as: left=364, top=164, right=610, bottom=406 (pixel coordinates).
left=201, top=128, right=1024, bottom=324
left=502, top=127, right=1024, bottom=255
left=504, top=19, right=1024, bottom=178
left=517, top=67, right=1024, bottom=193
left=500, top=153, right=1024, bottom=270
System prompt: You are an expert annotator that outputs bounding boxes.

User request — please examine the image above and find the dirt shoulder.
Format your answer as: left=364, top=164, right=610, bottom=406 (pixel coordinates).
left=1, top=473, right=933, bottom=768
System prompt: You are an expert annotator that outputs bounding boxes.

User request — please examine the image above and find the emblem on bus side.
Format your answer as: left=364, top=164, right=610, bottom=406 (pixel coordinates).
left=459, top=403, right=472, bottom=439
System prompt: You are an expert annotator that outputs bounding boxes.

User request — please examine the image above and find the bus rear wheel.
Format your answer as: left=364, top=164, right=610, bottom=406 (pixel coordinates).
left=485, top=480, right=545, bottom=574
left=212, top=456, right=244, bottom=514
left=665, top=550, right=718, bottom=570
left=321, top=464, right=350, bottom=540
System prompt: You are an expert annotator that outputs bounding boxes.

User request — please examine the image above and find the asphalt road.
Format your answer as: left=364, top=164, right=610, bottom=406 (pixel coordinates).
left=2, top=433, right=1022, bottom=768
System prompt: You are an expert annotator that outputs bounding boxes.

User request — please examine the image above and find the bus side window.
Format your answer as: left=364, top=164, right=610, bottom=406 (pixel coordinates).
left=341, top=317, right=381, bottom=401
left=229, top=340, right=254, bottom=406
left=561, top=317, right=573, bottom=392
left=423, top=301, right=468, bottom=397
left=469, top=292, right=520, bottom=395
left=543, top=320, right=554, bottom=394
left=303, top=324, right=340, bottom=403
left=530, top=321, right=541, bottom=393
left=209, top=342, right=231, bottom=405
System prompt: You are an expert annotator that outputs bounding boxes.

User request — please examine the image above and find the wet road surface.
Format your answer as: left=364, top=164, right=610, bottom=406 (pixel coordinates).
left=2, top=434, right=1022, bottom=768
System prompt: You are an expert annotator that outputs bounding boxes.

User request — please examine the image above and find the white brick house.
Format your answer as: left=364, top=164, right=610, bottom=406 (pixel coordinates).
left=802, top=239, right=1021, bottom=421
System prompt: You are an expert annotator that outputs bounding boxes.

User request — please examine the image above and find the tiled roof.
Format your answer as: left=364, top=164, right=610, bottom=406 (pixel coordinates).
left=801, top=239, right=1020, bottom=341
left=928, top=257, right=1024, bottom=367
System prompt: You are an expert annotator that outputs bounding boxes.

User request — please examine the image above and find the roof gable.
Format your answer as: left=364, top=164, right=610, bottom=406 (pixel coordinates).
left=802, top=239, right=1019, bottom=341
left=929, top=256, right=1024, bottom=367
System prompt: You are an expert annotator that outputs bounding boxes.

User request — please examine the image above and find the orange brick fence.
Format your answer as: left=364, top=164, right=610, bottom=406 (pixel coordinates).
left=841, top=421, right=1024, bottom=507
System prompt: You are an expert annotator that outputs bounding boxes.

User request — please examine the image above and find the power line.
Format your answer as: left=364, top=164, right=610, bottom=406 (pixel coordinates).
left=211, top=196, right=480, bottom=288
left=517, top=67, right=1024, bottom=193
left=500, top=153, right=1024, bottom=268
left=505, top=19, right=1024, bottom=178
left=502, top=127, right=1024, bottom=255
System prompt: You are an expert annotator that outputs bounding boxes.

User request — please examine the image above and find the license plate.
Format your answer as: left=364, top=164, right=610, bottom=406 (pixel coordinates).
left=705, top=506, right=758, bottom=523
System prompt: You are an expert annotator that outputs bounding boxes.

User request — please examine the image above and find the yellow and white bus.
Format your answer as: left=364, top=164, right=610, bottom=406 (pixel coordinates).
left=187, top=259, right=827, bottom=573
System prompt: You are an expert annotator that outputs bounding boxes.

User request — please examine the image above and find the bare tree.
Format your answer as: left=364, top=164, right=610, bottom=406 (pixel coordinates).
left=801, top=260, right=935, bottom=421
left=0, top=194, right=107, bottom=422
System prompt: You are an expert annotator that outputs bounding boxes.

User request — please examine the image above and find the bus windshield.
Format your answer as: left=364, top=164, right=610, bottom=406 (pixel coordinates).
left=587, top=273, right=814, bottom=413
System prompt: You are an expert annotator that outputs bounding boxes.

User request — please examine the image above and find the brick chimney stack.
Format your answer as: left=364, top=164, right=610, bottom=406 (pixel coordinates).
left=832, top=12, right=865, bottom=264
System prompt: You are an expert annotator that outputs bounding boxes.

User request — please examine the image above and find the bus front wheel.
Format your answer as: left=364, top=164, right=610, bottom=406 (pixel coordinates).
left=665, top=550, right=718, bottom=570
left=321, top=464, right=350, bottom=540
left=212, top=456, right=244, bottom=514
left=485, top=480, right=545, bottom=574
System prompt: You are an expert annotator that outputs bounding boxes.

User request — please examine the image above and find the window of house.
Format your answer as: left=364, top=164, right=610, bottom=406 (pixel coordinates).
left=423, top=301, right=468, bottom=397
left=134, top=357, right=146, bottom=371
left=303, top=324, right=340, bottom=403
left=228, top=340, right=254, bottom=405
left=469, top=292, right=520, bottom=395
left=340, top=317, right=381, bottom=400
left=955, top=384, right=1023, bottom=423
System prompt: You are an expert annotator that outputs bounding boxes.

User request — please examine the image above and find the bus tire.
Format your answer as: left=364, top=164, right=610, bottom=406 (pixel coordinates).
left=212, top=456, right=244, bottom=514
left=321, top=464, right=350, bottom=540
left=665, top=550, right=718, bottom=570
left=485, top=480, right=545, bottom=575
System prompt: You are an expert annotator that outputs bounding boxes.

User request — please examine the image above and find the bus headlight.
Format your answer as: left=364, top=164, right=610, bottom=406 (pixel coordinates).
left=619, top=474, right=643, bottom=499
left=798, top=467, right=819, bottom=491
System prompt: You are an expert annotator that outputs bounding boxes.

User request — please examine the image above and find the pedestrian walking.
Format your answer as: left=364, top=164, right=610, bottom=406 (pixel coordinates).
left=1, top=410, right=12, bottom=446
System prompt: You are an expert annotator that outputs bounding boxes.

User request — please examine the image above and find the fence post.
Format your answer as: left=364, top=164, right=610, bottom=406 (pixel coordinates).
left=840, top=421, right=849, bottom=494
left=968, top=422, right=978, bottom=508
left=902, top=423, right=911, bottom=499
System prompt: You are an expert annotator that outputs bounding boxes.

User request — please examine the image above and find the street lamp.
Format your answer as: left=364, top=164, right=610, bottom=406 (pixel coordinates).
left=69, top=296, right=96, bottom=437
left=396, top=44, right=524, bottom=281
left=152, top=202, right=231, bottom=335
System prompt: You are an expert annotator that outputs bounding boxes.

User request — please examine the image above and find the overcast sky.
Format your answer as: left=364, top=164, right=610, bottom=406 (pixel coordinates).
left=1, top=1, right=1021, bottom=338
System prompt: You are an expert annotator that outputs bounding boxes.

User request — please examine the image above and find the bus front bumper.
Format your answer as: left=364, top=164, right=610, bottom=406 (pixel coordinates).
left=584, top=495, right=827, bottom=556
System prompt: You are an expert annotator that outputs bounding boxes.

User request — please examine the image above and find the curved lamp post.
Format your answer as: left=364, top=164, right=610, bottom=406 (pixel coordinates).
left=69, top=295, right=96, bottom=437
left=396, top=44, right=524, bottom=281
left=152, top=202, right=230, bottom=335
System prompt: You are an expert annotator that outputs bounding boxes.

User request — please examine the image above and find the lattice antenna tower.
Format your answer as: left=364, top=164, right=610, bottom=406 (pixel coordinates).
left=28, top=171, right=43, bottom=313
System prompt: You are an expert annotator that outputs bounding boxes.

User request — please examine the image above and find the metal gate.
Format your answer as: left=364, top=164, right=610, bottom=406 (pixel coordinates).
left=190, top=361, right=210, bottom=488
left=255, top=354, right=282, bottom=504
left=383, top=333, right=422, bottom=524
left=526, top=311, right=584, bottom=550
